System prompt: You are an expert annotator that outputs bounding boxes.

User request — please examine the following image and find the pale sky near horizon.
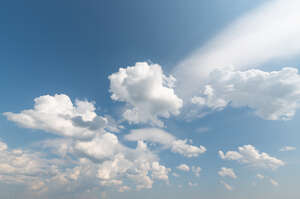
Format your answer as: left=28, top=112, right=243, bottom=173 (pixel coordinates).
left=1, top=0, right=300, bottom=199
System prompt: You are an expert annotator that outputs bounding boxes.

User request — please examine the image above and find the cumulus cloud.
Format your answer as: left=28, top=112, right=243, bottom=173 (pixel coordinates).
left=219, top=145, right=284, bottom=170
left=191, top=67, right=300, bottom=120
left=220, top=180, right=233, bottom=191
left=270, top=178, right=279, bottom=187
left=256, top=174, right=264, bottom=180
left=41, top=137, right=171, bottom=192
left=109, top=62, right=183, bottom=127
left=3, top=93, right=174, bottom=193
left=0, top=139, right=76, bottom=192
left=73, top=137, right=170, bottom=190
left=279, top=146, right=296, bottom=152
left=218, top=167, right=237, bottom=179
left=75, top=133, right=124, bottom=160
left=176, top=164, right=190, bottom=172
left=4, top=94, right=112, bottom=138
left=119, top=185, right=131, bottom=192
left=173, top=0, right=300, bottom=98
left=191, top=166, right=201, bottom=177
left=0, top=141, right=8, bottom=151
left=124, top=128, right=206, bottom=157
left=188, top=182, right=198, bottom=187
left=74, top=136, right=170, bottom=190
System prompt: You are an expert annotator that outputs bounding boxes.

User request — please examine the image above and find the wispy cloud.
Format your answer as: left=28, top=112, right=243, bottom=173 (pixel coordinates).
left=280, top=146, right=296, bottom=152
left=173, top=0, right=300, bottom=98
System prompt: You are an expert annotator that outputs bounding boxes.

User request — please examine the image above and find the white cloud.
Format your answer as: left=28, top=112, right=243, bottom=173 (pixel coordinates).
left=176, top=164, right=190, bottom=172
left=191, top=166, right=201, bottom=177
left=125, top=128, right=206, bottom=157
left=173, top=0, right=300, bottom=98
left=280, top=146, right=296, bottom=152
left=188, top=182, right=198, bottom=187
left=218, top=167, right=237, bottom=179
left=3, top=94, right=174, bottom=192
left=119, top=186, right=131, bottom=192
left=151, top=162, right=171, bottom=182
left=171, top=140, right=206, bottom=158
left=4, top=94, right=111, bottom=138
left=220, top=180, right=233, bottom=191
left=94, top=139, right=171, bottom=190
left=270, top=178, right=279, bottom=187
left=256, top=174, right=264, bottom=180
left=75, top=133, right=124, bottom=160
left=125, top=128, right=175, bottom=147
left=219, top=145, right=284, bottom=170
left=191, top=67, right=300, bottom=120
left=0, top=140, right=8, bottom=151
left=109, top=62, right=183, bottom=127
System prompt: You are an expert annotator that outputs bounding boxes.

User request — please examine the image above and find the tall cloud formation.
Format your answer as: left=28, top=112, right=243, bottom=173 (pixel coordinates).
left=173, top=0, right=300, bottom=98
left=191, top=67, right=300, bottom=120
left=109, top=62, right=183, bottom=127
left=219, top=145, right=284, bottom=170
left=125, top=128, right=206, bottom=157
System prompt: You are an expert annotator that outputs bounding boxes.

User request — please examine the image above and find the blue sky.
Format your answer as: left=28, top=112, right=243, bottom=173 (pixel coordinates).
left=1, top=0, right=300, bottom=199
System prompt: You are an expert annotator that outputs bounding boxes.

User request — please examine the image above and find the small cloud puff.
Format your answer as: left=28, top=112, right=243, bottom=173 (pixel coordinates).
left=219, top=145, right=284, bottom=170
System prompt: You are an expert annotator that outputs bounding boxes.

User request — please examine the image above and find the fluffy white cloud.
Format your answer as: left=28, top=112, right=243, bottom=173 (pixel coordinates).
left=125, top=128, right=206, bottom=157
left=39, top=137, right=171, bottom=192
left=171, top=140, right=206, bottom=158
left=191, top=67, right=300, bottom=120
left=4, top=94, right=112, bottom=138
left=191, top=166, right=201, bottom=177
left=270, top=178, right=279, bottom=187
left=220, top=180, right=233, bottom=191
left=188, top=182, right=198, bottom=187
left=151, top=162, right=171, bottom=182
left=256, top=174, right=264, bottom=180
left=176, top=164, right=190, bottom=172
left=219, top=145, right=284, bottom=170
left=119, top=185, right=131, bottom=192
left=74, top=136, right=170, bottom=190
left=75, top=133, right=124, bottom=160
left=0, top=141, right=8, bottom=151
left=109, top=62, right=183, bottom=127
left=125, top=128, right=175, bottom=147
left=218, top=167, right=237, bottom=179
left=3, top=94, right=174, bottom=192
left=279, top=146, right=296, bottom=152
left=0, top=139, right=74, bottom=192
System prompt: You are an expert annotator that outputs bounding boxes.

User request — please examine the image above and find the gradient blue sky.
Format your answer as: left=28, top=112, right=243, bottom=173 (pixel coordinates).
left=1, top=0, right=300, bottom=199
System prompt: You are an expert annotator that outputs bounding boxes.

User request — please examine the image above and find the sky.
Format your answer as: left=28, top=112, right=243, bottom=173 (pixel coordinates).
left=1, top=0, right=300, bottom=199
